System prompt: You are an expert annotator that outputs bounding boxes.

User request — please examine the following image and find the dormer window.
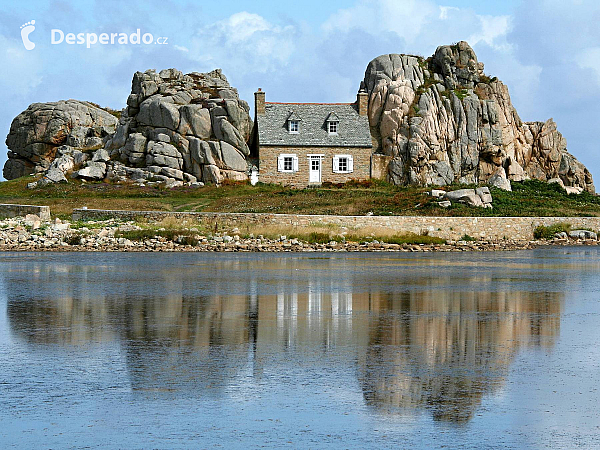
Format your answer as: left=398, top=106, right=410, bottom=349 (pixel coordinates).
left=326, top=112, right=340, bottom=135
left=288, top=120, right=299, bottom=133
left=287, top=111, right=301, bottom=134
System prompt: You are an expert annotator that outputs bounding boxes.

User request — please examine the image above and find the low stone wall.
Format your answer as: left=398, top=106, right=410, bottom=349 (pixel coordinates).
left=72, top=208, right=600, bottom=240
left=0, top=204, right=50, bottom=221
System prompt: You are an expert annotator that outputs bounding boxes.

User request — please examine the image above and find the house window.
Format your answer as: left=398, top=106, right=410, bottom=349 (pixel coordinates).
left=328, top=121, right=338, bottom=134
left=288, top=120, right=299, bottom=133
left=278, top=154, right=298, bottom=173
left=333, top=154, right=353, bottom=173
left=284, top=156, right=293, bottom=171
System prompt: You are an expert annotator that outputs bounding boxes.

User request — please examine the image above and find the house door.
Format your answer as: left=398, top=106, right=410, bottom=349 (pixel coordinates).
left=309, top=156, right=321, bottom=183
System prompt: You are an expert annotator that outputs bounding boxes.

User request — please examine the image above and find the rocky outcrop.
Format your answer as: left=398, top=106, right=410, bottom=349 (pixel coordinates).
left=364, top=41, right=595, bottom=193
left=5, top=68, right=252, bottom=188
left=105, top=68, right=252, bottom=185
left=4, top=100, right=118, bottom=180
left=434, top=187, right=493, bottom=208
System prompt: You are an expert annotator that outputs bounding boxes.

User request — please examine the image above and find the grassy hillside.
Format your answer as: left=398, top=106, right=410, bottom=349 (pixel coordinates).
left=1, top=177, right=599, bottom=219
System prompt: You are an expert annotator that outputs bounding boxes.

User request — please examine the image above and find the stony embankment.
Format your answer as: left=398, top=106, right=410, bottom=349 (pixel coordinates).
left=1, top=216, right=598, bottom=252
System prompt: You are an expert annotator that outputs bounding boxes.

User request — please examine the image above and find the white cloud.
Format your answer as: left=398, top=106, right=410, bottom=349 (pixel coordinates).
left=439, top=6, right=459, bottom=20
left=322, top=0, right=514, bottom=57
left=468, top=15, right=512, bottom=50
left=575, top=47, right=600, bottom=84
left=323, top=0, right=439, bottom=48
left=0, top=35, right=43, bottom=98
left=188, top=12, right=297, bottom=73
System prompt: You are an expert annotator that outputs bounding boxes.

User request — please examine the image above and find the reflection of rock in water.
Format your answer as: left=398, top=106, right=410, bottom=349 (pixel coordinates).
left=120, top=293, right=257, bottom=395
left=4, top=256, right=563, bottom=420
left=8, top=291, right=257, bottom=395
left=358, top=290, right=562, bottom=423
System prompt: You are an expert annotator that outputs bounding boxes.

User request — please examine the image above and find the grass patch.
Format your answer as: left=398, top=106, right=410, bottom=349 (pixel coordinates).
left=454, top=89, right=469, bottom=100
left=116, top=228, right=199, bottom=244
left=65, top=234, right=83, bottom=245
left=307, top=232, right=334, bottom=244
left=533, top=222, right=571, bottom=240
left=460, top=234, right=477, bottom=242
left=1, top=176, right=600, bottom=219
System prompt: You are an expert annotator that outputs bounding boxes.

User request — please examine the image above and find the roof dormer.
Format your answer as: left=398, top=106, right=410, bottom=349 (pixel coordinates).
left=326, top=112, right=339, bottom=135
left=287, top=111, right=301, bottom=133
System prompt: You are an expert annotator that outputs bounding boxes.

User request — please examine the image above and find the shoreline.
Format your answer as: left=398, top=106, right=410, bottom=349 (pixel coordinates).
left=0, top=237, right=596, bottom=253
left=1, top=215, right=597, bottom=253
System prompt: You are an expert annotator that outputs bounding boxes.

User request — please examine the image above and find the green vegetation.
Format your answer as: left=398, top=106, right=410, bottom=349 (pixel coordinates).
left=115, top=228, right=198, bottom=243
left=1, top=177, right=600, bottom=220
left=305, top=231, right=444, bottom=245
left=460, top=234, right=477, bottom=242
left=533, top=222, right=571, bottom=240
left=454, top=89, right=469, bottom=100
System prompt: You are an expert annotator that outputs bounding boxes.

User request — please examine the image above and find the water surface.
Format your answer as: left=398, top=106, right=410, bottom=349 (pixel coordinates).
left=1, top=249, right=599, bottom=448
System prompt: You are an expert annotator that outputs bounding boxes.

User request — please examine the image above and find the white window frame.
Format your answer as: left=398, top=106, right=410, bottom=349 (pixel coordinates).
left=328, top=120, right=339, bottom=135
left=288, top=120, right=299, bottom=134
left=332, top=154, right=354, bottom=174
left=277, top=153, right=298, bottom=173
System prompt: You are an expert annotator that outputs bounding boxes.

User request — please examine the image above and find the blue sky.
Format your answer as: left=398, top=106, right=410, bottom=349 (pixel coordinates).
left=2, top=0, right=599, bottom=184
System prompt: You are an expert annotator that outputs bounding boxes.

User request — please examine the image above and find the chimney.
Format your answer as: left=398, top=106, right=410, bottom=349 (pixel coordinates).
left=357, top=88, right=368, bottom=116
left=255, top=88, right=265, bottom=116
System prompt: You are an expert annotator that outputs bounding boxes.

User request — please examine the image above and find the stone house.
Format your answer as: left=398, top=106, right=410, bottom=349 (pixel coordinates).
left=251, top=89, right=375, bottom=187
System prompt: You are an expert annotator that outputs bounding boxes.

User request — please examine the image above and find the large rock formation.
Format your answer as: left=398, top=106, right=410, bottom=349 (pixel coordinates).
left=4, top=100, right=118, bottom=180
left=364, top=41, right=595, bottom=193
left=4, top=68, right=253, bottom=187
left=104, top=68, right=252, bottom=185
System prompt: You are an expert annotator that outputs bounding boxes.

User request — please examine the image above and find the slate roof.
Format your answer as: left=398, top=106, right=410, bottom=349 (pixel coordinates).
left=257, top=102, right=372, bottom=148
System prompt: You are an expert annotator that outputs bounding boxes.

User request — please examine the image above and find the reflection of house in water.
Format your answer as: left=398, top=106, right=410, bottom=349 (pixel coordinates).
left=6, top=258, right=563, bottom=422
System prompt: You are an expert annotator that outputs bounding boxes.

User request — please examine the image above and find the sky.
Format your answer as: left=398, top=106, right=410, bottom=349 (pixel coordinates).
left=1, top=0, right=599, bottom=183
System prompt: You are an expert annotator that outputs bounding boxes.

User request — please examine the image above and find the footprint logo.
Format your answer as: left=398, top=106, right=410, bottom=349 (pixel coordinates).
left=20, top=20, right=36, bottom=50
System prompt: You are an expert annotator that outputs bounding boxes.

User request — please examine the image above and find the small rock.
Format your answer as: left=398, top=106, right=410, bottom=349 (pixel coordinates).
left=45, top=167, right=68, bottom=184
left=459, top=193, right=484, bottom=207
left=92, top=148, right=110, bottom=163
left=548, top=178, right=565, bottom=188
left=24, top=214, right=41, bottom=229
left=77, top=162, right=107, bottom=180
left=487, top=168, right=512, bottom=191
left=438, top=200, right=451, bottom=208
left=444, top=189, right=476, bottom=201
left=164, top=178, right=183, bottom=189
left=565, top=186, right=584, bottom=195
left=476, top=186, right=493, bottom=204
left=569, top=230, right=597, bottom=240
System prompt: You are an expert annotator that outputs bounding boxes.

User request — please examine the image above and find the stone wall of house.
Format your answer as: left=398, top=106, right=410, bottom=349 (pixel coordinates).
left=258, top=145, right=372, bottom=187
left=72, top=208, right=600, bottom=241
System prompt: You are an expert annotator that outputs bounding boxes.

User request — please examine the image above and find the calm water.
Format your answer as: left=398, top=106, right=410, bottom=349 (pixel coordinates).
left=1, top=249, right=600, bottom=449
